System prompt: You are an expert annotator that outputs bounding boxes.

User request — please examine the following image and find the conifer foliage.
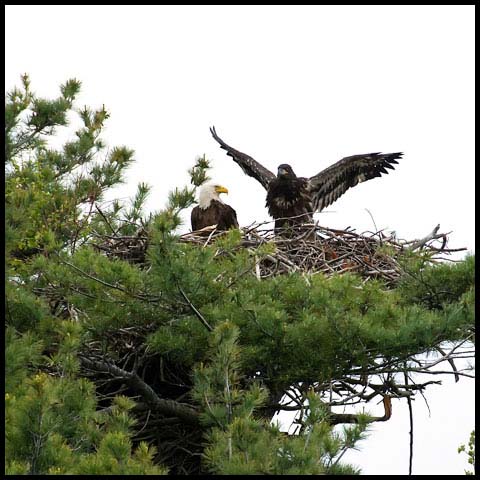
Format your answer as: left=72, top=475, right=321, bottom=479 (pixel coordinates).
left=5, top=76, right=475, bottom=475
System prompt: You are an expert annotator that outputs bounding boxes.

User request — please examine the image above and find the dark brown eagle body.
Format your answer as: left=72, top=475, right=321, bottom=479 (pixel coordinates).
left=265, top=168, right=314, bottom=230
left=210, top=126, right=402, bottom=233
left=191, top=199, right=238, bottom=231
left=191, top=184, right=238, bottom=232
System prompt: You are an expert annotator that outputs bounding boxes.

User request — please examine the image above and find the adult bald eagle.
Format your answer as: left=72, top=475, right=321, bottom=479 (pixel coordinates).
left=191, top=183, right=239, bottom=231
left=210, top=126, right=402, bottom=232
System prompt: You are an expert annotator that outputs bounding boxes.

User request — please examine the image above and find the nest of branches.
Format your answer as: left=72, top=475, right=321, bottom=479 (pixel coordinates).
left=92, top=226, right=149, bottom=265
left=178, top=221, right=464, bottom=287
left=91, top=220, right=464, bottom=288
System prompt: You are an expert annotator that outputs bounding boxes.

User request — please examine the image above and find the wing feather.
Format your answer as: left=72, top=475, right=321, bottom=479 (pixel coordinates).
left=308, top=152, right=403, bottom=212
left=191, top=205, right=203, bottom=231
left=210, top=126, right=276, bottom=190
left=221, top=203, right=239, bottom=229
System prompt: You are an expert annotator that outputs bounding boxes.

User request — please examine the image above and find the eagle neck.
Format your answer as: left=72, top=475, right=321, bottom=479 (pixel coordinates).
left=198, top=195, right=223, bottom=210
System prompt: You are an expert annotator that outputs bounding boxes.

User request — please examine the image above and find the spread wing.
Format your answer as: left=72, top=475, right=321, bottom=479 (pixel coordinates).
left=308, top=152, right=403, bottom=212
left=210, top=126, right=276, bottom=190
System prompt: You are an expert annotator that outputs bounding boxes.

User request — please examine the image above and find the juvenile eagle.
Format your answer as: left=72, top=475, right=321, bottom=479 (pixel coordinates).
left=191, top=183, right=239, bottom=231
left=210, top=126, right=402, bottom=231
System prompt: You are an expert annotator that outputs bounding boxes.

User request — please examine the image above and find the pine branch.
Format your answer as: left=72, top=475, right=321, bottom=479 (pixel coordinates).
left=95, top=203, right=118, bottom=235
left=58, top=257, right=161, bottom=303
left=178, top=286, right=213, bottom=332
left=328, top=396, right=392, bottom=425
left=79, top=355, right=200, bottom=424
left=435, top=345, right=460, bottom=383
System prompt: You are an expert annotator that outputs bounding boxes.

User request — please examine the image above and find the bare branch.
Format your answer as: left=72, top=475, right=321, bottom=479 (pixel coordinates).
left=404, top=369, right=414, bottom=475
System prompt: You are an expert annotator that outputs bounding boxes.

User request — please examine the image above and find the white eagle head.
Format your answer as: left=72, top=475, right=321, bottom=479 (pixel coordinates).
left=198, top=183, right=229, bottom=209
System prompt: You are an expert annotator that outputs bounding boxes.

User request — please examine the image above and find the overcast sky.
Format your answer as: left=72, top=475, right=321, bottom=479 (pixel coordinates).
left=5, top=5, right=475, bottom=475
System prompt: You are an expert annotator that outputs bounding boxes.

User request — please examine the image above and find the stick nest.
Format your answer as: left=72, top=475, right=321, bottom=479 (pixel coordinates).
left=93, top=221, right=465, bottom=288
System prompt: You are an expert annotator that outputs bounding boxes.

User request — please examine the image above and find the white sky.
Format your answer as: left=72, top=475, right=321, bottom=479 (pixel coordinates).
left=5, top=5, right=475, bottom=475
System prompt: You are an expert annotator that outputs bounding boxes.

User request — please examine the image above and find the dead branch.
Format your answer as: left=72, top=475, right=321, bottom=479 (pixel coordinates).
left=328, top=395, right=392, bottom=425
left=405, top=223, right=442, bottom=251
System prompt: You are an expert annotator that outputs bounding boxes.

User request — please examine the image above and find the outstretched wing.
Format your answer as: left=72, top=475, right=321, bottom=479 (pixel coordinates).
left=308, top=152, right=403, bottom=212
left=210, top=126, right=276, bottom=190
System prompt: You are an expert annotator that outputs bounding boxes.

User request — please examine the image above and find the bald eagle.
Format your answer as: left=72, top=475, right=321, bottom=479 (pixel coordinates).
left=191, top=183, right=239, bottom=232
left=210, top=126, right=402, bottom=232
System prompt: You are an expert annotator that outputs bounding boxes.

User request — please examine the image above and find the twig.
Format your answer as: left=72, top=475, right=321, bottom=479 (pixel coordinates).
left=365, top=208, right=378, bottom=236
left=178, top=286, right=213, bottom=332
left=404, top=369, right=414, bottom=475
left=435, top=345, right=460, bottom=383
left=95, top=203, right=118, bottom=235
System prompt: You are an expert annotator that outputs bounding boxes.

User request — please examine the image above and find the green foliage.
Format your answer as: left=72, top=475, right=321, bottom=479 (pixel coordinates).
left=5, top=282, right=50, bottom=332
left=5, top=75, right=80, bottom=159
left=124, top=182, right=152, bottom=229
left=5, top=373, right=166, bottom=475
left=5, top=327, right=43, bottom=393
left=398, top=253, right=475, bottom=309
left=192, top=322, right=269, bottom=427
left=193, top=323, right=367, bottom=474
left=189, top=154, right=211, bottom=187
left=5, top=74, right=135, bottom=261
left=458, top=430, right=475, bottom=475
left=143, top=249, right=474, bottom=388
left=5, top=75, right=165, bottom=475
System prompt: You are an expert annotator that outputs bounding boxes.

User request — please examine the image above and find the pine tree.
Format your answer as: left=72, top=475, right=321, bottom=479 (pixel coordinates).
left=458, top=430, right=475, bottom=475
left=5, top=75, right=475, bottom=475
left=5, top=75, right=165, bottom=475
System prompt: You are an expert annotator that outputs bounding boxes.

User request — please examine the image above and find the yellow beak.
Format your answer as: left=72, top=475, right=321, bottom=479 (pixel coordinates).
left=215, top=186, right=229, bottom=194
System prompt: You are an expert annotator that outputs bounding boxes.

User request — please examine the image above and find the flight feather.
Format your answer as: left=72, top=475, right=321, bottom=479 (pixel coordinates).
left=308, top=152, right=402, bottom=211
left=210, top=126, right=275, bottom=190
